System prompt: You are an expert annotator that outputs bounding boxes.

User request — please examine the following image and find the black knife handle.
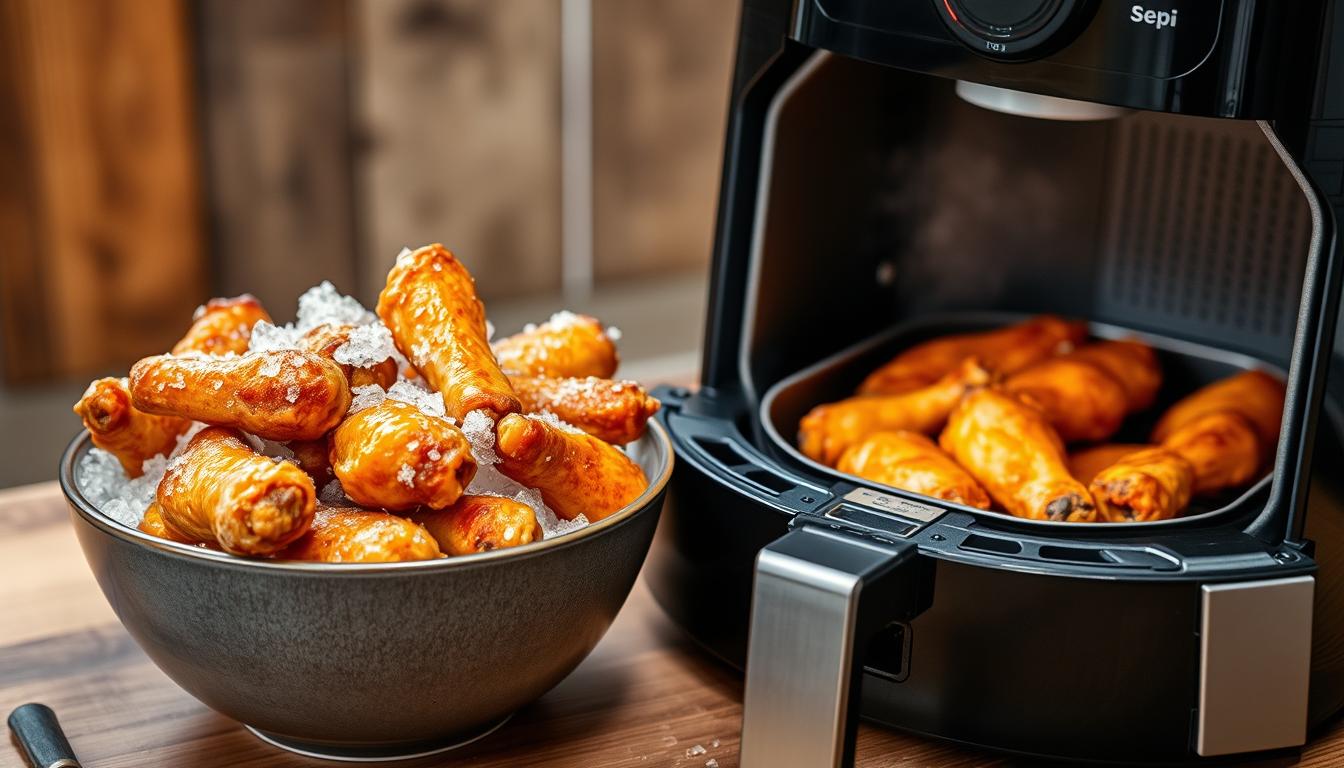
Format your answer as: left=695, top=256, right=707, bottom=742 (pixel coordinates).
left=7, top=703, right=80, bottom=768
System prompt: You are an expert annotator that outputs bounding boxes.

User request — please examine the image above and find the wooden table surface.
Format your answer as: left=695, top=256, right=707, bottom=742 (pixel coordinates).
left=3, top=481, right=1343, bottom=768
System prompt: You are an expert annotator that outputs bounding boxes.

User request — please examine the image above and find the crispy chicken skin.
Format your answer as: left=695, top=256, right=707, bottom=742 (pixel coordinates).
left=1151, top=370, right=1286, bottom=451
left=508, top=375, right=660, bottom=444
left=495, top=413, right=648, bottom=522
left=940, top=389, right=1098, bottom=522
left=493, top=313, right=619, bottom=379
left=800, top=358, right=991, bottom=466
left=130, top=350, right=351, bottom=441
left=1068, top=443, right=1153, bottom=486
left=1004, top=358, right=1129, bottom=443
left=1064, top=339, right=1162, bottom=412
left=1088, top=447, right=1194, bottom=522
left=279, top=504, right=442, bottom=563
left=330, top=400, right=477, bottom=511
left=412, top=495, right=541, bottom=555
left=138, top=501, right=196, bottom=544
left=836, top=431, right=991, bottom=510
left=156, top=427, right=315, bottom=554
left=376, top=243, right=520, bottom=421
left=299, top=323, right=399, bottom=389
left=858, top=315, right=1085, bottom=395
left=171, top=294, right=271, bottom=356
left=1160, top=411, right=1262, bottom=495
left=74, top=378, right=188, bottom=476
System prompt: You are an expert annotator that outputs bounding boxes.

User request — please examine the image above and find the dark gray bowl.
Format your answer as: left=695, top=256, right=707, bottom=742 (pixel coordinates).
left=58, top=421, right=672, bottom=761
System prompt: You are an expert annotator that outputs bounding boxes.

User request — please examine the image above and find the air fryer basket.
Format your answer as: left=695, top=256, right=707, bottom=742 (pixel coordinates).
left=760, top=311, right=1283, bottom=531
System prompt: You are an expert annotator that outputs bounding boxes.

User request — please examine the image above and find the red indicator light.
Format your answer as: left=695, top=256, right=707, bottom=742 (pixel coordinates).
left=942, top=0, right=959, bottom=23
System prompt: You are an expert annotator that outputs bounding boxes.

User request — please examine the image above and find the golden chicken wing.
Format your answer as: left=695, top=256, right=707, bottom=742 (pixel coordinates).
left=156, top=427, right=315, bottom=554
left=137, top=501, right=196, bottom=544
left=376, top=243, right=520, bottom=421
left=1160, top=411, right=1262, bottom=495
left=1064, top=339, right=1162, bottom=412
left=1151, top=370, right=1286, bottom=451
left=508, top=375, right=660, bottom=445
left=1068, top=443, right=1153, bottom=486
left=329, top=400, right=477, bottom=511
left=172, top=294, right=271, bottom=356
left=1088, top=447, right=1194, bottom=522
left=495, top=413, right=648, bottom=522
left=299, top=323, right=399, bottom=389
left=800, top=358, right=991, bottom=466
left=278, top=504, right=442, bottom=563
left=493, top=312, right=619, bottom=379
left=1004, top=358, right=1128, bottom=443
left=940, top=389, right=1097, bottom=522
left=836, top=431, right=991, bottom=509
left=412, top=495, right=541, bottom=555
left=129, top=350, right=351, bottom=441
left=74, top=377, right=189, bottom=476
left=858, top=315, right=1085, bottom=395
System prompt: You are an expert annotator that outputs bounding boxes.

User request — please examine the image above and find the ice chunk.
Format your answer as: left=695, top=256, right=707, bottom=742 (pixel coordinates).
left=460, top=410, right=499, bottom=465
left=296, top=280, right=376, bottom=331
left=687, top=745, right=707, bottom=758
left=333, top=322, right=396, bottom=367
left=532, top=410, right=583, bottom=435
left=349, top=384, right=387, bottom=413
left=397, top=463, right=416, bottom=488
left=486, top=319, right=496, bottom=341
left=248, top=320, right=303, bottom=354
left=605, top=325, right=622, bottom=341
left=77, top=448, right=171, bottom=528
left=258, top=355, right=283, bottom=378
left=386, top=379, right=446, bottom=419
left=395, top=246, right=415, bottom=266
left=706, top=760, right=719, bottom=768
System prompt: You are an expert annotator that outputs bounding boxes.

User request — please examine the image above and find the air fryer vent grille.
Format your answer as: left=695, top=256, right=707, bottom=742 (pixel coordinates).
left=1097, top=116, right=1311, bottom=359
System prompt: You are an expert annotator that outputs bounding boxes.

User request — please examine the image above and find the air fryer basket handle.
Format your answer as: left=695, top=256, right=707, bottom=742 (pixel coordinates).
left=739, top=523, right=932, bottom=768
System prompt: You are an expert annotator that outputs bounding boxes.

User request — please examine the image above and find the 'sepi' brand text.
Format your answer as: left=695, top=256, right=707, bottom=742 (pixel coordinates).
left=1131, top=5, right=1178, bottom=29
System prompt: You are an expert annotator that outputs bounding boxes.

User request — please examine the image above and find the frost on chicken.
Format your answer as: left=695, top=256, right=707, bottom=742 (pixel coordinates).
left=349, top=384, right=388, bottom=414
left=248, top=281, right=390, bottom=365
left=386, top=380, right=447, bottom=419
left=332, top=322, right=396, bottom=368
left=397, top=463, right=416, bottom=488
left=296, top=280, right=377, bottom=330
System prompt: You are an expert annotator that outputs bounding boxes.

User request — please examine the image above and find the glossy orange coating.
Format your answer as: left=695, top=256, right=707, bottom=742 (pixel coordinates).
left=156, top=427, right=315, bottom=554
left=412, top=495, right=541, bottom=556
left=1088, top=447, right=1194, bottom=522
left=857, top=315, right=1086, bottom=395
left=73, top=377, right=188, bottom=476
left=298, top=323, right=398, bottom=389
left=836, top=431, right=991, bottom=510
left=1160, top=411, right=1262, bottom=495
left=1064, top=339, right=1162, bottom=412
left=137, top=501, right=196, bottom=544
left=799, top=357, right=991, bottom=466
left=1004, top=357, right=1128, bottom=443
left=129, top=350, right=351, bottom=441
left=278, top=504, right=442, bottom=563
left=288, top=437, right=334, bottom=485
left=1068, top=443, right=1153, bottom=486
left=493, top=313, right=619, bottom=379
left=171, top=294, right=271, bottom=356
left=1151, top=370, right=1286, bottom=452
left=495, top=413, right=648, bottom=522
left=508, top=375, right=660, bottom=445
left=376, top=243, right=520, bottom=421
left=940, top=388, right=1098, bottom=522
left=329, top=400, right=477, bottom=511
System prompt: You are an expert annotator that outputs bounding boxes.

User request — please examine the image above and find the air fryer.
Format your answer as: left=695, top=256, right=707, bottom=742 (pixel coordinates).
left=647, top=1, right=1344, bottom=765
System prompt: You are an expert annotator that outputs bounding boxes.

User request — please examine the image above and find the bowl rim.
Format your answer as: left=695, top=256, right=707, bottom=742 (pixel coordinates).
left=59, top=418, right=674, bottom=574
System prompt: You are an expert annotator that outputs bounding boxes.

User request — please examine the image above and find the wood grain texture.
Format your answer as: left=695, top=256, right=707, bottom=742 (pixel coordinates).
left=0, top=0, right=206, bottom=382
left=353, top=0, right=562, bottom=305
left=196, top=0, right=360, bottom=320
left=2, top=481, right=1340, bottom=767
left=592, top=0, right=737, bottom=282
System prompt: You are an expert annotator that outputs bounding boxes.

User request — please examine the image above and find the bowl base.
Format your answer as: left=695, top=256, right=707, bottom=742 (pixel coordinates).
left=245, top=714, right=512, bottom=762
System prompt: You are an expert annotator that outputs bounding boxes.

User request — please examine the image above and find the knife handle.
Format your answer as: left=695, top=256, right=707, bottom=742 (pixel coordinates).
left=7, top=703, right=81, bottom=768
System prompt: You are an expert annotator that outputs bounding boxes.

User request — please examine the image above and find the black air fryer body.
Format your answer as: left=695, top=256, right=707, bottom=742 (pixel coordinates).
left=648, top=1, right=1344, bottom=764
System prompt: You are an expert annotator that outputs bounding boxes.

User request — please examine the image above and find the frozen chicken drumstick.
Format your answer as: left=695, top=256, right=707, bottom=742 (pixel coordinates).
left=172, top=294, right=271, bottom=356
left=155, top=427, right=315, bottom=555
left=836, top=431, right=991, bottom=510
left=279, top=504, right=442, bottom=563
left=130, top=350, right=350, bottom=441
left=376, top=243, right=520, bottom=421
left=493, top=312, right=619, bottom=379
left=494, top=413, right=648, bottom=522
left=299, top=323, right=398, bottom=389
left=412, top=495, right=541, bottom=556
left=74, top=378, right=189, bottom=477
left=940, top=388, right=1097, bottom=522
left=508, top=375, right=660, bottom=445
left=330, top=400, right=477, bottom=511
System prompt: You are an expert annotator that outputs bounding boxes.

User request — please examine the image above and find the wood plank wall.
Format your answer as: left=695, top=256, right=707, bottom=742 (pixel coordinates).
left=0, top=0, right=206, bottom=384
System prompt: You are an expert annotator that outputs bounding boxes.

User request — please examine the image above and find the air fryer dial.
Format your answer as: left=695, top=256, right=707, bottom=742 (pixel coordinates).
left=935, top=0, right=1088, bottom=58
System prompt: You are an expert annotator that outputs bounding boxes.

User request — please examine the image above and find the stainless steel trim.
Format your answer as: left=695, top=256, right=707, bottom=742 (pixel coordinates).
left=955, top=81, right=1129, bottom=121
left=1197, top=575, right=1314, bottom=756
left=46, top=761, right=80, bottom=768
